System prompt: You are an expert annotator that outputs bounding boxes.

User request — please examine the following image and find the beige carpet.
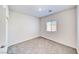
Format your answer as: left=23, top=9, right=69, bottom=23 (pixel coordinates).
left=7, top=37, right=77, bottom=54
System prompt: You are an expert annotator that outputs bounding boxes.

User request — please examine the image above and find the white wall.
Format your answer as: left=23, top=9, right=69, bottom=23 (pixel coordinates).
left=40, top=8, right=76, bottom=48
left=0, top=6, right=8, bottom=53
left=77, top=6, right=79, bottom=47
left=76, top=6, right=79, bottom=53
left=0, top=6, right=6, bottom=46
left=8, top=10, right=40, bottom=46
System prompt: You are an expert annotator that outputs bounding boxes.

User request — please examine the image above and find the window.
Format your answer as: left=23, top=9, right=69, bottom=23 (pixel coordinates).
left=46, top=21, right=57, bottom=32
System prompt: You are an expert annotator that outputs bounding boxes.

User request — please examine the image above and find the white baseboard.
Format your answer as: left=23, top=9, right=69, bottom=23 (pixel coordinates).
left=41, top=35, right=76, bottom=49
left=8, top=34, right=76, bottom=49
left=8, top=35, right=40, bottom=47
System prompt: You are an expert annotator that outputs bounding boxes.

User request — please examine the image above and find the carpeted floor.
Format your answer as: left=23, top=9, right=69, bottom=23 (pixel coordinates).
left=7, top=37, right=77, bottom=54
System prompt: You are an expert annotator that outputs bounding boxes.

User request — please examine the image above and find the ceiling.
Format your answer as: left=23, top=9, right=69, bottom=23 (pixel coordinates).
left=9, top=5, right=75, bottom=18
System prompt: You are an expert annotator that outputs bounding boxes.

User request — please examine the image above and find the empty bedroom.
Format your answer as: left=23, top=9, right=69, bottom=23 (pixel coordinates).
left=0, top=5, right=79, bottom=54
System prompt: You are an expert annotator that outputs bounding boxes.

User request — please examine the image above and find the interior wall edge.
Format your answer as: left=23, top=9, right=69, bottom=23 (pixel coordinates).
left=41, top=35, right=76, bottom=48
left=8, top=35, right=40, bottom=46
left=40, top=6, right=76, bottom=19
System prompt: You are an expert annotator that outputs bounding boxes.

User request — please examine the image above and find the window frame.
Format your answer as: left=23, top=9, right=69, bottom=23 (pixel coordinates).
left=46, top=20, right=57, bottom=32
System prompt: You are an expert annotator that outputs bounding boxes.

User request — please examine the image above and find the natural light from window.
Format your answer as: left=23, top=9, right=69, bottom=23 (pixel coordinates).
left=46, top=21, right=56, bottom=32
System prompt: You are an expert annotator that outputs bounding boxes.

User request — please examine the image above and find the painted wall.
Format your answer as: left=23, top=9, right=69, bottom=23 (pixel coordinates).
left=8, top=10, right=40, bottom=46
left=40, top=8, right=76, bottom=48
left=76, top=6, right=79, bottom=53
left=0, top=6, right=7, bottom=53
left=77, top=6, right=79, bottom=47
left=0, top=6, right=6, bottom=47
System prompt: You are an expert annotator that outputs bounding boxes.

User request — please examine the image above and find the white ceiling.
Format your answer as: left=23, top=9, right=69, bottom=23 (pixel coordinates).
left=9, top=5, right=75, bottom=17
